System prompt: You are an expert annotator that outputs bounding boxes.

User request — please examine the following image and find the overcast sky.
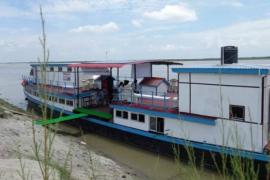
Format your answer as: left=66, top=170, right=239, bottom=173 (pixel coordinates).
left=0, top=0, right=270, bottom=62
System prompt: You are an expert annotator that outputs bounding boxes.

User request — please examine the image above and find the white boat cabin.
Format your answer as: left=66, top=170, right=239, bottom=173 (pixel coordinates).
left=112, top=46, right=270, bottom=153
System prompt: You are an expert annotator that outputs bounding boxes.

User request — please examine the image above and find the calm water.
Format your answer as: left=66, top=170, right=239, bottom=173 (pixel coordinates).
left=1, top=59, right=270, bottom=179
left=0, top=63, right=29, bottom=109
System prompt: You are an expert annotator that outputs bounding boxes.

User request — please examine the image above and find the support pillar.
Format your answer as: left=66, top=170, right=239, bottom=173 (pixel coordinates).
left=167, top=64, right=169, bottom=81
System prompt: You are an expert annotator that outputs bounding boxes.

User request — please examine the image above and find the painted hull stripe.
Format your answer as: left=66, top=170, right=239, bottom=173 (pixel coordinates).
left=179, top=82, right=260, bottom=89
left=172, top=67, right=269, bottom=75
left=110, top=104, right=216, bottom=126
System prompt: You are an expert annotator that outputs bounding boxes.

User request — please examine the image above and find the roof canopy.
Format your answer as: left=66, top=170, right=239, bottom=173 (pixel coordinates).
left=127, top=59, right=183, bottom=65
left=31, top=59, right=183, bottom=69
left=68, top=63, right=125, bottom=68
left=148, top=60, right=183, bottom=65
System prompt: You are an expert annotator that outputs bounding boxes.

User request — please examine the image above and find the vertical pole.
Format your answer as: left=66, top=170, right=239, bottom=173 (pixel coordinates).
left=76, top=67, right=79, bottom=107
left=150, top=63, right=153, bottom=77
left=164, top=92, right=166, bottom=109
left=35, top=67, right=38, bottom=84
left=130, top=89, right=133, bottom=103
left=134, top=64, right=137, bottom=91
left=110, top=67, right=112, bottom=76
left=167, top=64, right=169, bottom=81
left=140, top=90, right=143, bottom=104
left=152, top=91, right=154, bottom=107
left=117, top=67, right=119, bottom=84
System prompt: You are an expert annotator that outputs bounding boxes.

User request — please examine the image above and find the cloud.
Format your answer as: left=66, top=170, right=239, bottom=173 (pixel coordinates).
left=162, top=44, right=177, bottom=51
left=198, top=18, right=270, bottom=47
left=131, top=19, right=143, bottom=28
left=143, top=4, right=197, bottom=22
left=70, top=22, right=119, bottom=33
left=221, top=1, right=244, bottom=7
left=125, top=18, right=270, bottom=58
left=43, top=0, right=128, bottom=13
left=47, top=0, right=90, bottom=13
left=0, top=4, right=33, bottom=18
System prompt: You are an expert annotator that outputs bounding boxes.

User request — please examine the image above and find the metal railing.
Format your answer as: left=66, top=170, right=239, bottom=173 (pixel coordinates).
left=113, top=88, right=178, bottom=110
left=22, top=75, right=76, bottom=88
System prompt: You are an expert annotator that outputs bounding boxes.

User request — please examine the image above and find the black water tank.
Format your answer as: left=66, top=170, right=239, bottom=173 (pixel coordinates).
left=221, top=46, right=238, bottom=64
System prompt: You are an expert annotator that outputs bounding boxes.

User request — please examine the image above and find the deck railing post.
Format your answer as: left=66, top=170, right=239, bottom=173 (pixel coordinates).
left=164, top=92, right=166, bottom=110
left=140, top=91, right=143, bottom=105
left=130, top=89, right=133, bottom=103
left=152, top=91, right=154, bottom=107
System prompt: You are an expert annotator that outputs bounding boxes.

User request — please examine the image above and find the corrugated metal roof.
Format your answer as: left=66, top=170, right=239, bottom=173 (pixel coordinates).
left=139, top=77, right=169, bottom=87
left=68, top=63, right=125, bottom=68
left=30, top=59, right=183, bottom=68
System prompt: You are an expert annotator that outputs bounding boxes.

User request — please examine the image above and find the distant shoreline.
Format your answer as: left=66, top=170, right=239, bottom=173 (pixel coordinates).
left=1, top=56, right=270, bottom=64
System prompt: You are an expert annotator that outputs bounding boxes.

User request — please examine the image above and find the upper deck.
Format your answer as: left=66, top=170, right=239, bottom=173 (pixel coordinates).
left=24, top=60, right=182, bottom=112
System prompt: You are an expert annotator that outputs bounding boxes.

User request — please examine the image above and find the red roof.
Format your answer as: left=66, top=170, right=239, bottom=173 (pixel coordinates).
left=139, top=77, right=169, bottom=87
left=68, top=63, right=125, bottom=68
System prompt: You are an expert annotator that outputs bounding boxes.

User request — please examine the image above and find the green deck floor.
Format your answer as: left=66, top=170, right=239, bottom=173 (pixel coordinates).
left=35, top=113, right=88, bottom=126
left=74, top=108, right=112, bottom=120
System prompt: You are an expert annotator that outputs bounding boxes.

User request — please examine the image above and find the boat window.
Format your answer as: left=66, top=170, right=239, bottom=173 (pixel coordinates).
left=66, top=100, right=73, bottom=106
left=116, top=110, right=128, bottom=119
left=58, top=67, right=62, bottom=72
left=59, top=98, right=65, bottom=104
left=139, top=114, right=145, bottom=123
left=30, top=69, right=34, bottom=76
left=131, top=113, right=138, bottom=121
left=229, top=105, right=245, bottom=121
left=52, top=97, right=57, bottom=102
left=116, top=110, right=122, bottom=117
left=150, top=117, right=157, bottom=131
left=50, top=67, right=54, bottom=72
left=149, top=116, right=164, bottom=133
left=123, top=111, right=128, bottom=119
left=67, top=67, right=72, bottom=72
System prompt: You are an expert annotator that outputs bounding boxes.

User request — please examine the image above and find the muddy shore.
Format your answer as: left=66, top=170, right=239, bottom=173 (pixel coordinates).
left=0, top=99, right=137, bottom=180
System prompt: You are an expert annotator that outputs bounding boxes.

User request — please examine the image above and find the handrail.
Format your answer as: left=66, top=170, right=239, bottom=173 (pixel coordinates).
left=22, top=75, right=76, bottom=88
left=113, top=89, right=178, bottom=110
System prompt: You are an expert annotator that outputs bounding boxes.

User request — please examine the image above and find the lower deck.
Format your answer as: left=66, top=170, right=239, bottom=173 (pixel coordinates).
left=26, top=91, right=270, bottom=164
left=25, top=88, right=268, bottom=160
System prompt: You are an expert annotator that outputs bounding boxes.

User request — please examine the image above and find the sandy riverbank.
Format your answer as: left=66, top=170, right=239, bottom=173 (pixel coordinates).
left=0, top=99, right=135, bottom=180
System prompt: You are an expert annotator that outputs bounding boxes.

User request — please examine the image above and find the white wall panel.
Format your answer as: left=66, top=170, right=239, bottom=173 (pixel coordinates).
left=179, top=84, right=190, bottom=112
left=165, top=117, right=263, bottom=152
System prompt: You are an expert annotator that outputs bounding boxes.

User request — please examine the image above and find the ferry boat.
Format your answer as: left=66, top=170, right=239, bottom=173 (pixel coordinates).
left=22, top=46, right=270, bottom=170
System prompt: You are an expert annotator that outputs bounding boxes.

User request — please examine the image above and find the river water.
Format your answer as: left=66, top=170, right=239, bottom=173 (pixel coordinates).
left=1, top=59, right=270, bottom=179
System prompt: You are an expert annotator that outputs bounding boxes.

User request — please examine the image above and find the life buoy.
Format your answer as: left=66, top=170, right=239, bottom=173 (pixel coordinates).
left=21, top=80, right=28, bottom=86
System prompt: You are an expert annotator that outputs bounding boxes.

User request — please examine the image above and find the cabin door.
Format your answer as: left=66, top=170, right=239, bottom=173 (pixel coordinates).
left=149, top=116, right=164, bottom=134
left=82, top=97, right=90, bottom=108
